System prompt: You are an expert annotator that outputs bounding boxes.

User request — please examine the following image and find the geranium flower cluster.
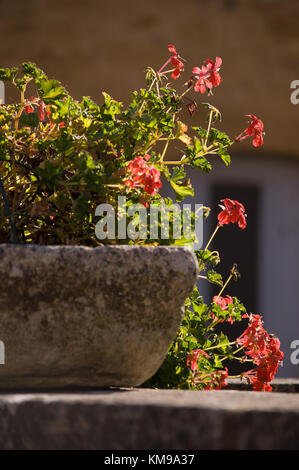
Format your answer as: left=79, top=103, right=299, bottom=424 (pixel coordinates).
left=187, top=313, right=283, bottom=392
left=158, top=45, right=222, bottom=93
left=125, top=155, right=162, bottom=197
left=183, top=196, right=283, bottom=392
left=238, top=314, right=284, bottom=392
left=157, top=45, right=264, bottom=150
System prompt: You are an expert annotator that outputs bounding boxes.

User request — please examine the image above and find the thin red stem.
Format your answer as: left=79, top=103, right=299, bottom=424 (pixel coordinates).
left=157, top=57, right=172, bottom=75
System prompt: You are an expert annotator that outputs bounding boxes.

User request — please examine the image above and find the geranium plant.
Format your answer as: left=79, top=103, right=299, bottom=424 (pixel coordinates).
left=0, top=44, right=283, bottom=391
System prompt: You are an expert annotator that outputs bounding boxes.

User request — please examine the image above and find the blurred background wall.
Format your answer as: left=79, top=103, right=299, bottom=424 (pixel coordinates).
left=1, top=0, right=299, bottom=376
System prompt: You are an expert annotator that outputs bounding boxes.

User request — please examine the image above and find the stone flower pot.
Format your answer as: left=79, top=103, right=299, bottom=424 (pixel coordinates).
left=0, top=244, right=198, bottom=389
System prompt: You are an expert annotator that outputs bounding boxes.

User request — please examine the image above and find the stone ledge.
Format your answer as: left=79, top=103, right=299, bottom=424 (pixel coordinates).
left=0, top=382, right=299, bottom=450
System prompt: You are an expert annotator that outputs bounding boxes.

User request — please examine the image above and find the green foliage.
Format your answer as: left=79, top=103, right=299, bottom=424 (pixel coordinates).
left=206, top=269, right=223, bottom=286
left=0, top=67, right=18, bottom=82
left=143, top=286, right=247, bottom=389
left=195, top=249, right=220, bottom=267
left=0, top=61, right=233, bottom=246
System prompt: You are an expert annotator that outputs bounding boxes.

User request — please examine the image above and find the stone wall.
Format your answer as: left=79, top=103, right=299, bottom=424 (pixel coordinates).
left=0, top=385, right=299, bottom=449
left=0, top=0, right=299, bottom=157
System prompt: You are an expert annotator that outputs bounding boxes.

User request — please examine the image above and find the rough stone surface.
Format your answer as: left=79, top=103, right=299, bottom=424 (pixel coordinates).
left=0, top=245, right=198, bottom=388
left=0, top=386, right=299, bottom=450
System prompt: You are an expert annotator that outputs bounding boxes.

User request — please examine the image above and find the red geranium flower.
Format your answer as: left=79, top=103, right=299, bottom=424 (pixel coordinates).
left=24, top=97, right=51, bottom=123
left=24, top=96, right=35, bottom=114
left=187, top=349, right=209, bottom=372
left=38, top=100, right=51, bottom=122
left=217, top=198, right=247, bottom=230
left=192, top=65, right=213, bottom=94
left=213, top=294, right=233, bottom=311
left=24, top=105, right=34, bottom=114
left=157, top=44, right=184, bottom=80
left=125, top=155, right=162, bottom=197
left=143, top=166, right=162, bottom=196
left=235, top=115, right=264, bottom=147
left=211, top=295, right=235, bottom=324
left=205, top=57, right=223, bottom=87
left=192, top=57, right=222, bottom=94
left=239, top=314, right=284, bottom=392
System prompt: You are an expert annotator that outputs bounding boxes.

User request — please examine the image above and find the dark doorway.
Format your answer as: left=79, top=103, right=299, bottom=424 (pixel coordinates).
left=209, top=183, right=260, bottom=375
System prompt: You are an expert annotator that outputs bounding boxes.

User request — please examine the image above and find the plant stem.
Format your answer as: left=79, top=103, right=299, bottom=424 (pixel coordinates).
left=204, top=110, right=214, bottom=148
left=157, top=58, right=172, bottom=75
left=11, top=89, right=27, bottom=213
left=216, top=272, right=233, bottom=298
left=159, top=138, right=171, bottom=162
left=204, top=341, right=236, bottom=352
left=178, top=85, right=194, bottom=100
left=194, top=144, right=217, bottom=160
left=204, top=223, right=220, bottom=251
left=14, top=90, right=25, bottom=131
left=155, top=80, right=161, bottom=99
left=232, top=344, right=246, bottom=356
left=139, top=76, right=157, bottom=116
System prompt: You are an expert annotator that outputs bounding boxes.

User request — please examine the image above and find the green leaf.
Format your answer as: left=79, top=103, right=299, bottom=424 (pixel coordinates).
left=219, top=152, right=231, bottom=166
left=195, top=249, right=220, bottom=267
left=192, top=302, right=208, bottom=317
left=15, top=76, right=32, bottom=91
left=192, top=155, right=212, bottom=172
left=101, top=92, right=123, bottom=119
left=22, top=62, right=47, bottom=81
left=185, top=137, right=212, bottom=173
left=193, top=137, right=202, bottom=154
left=0, top=67, right=18, bottom=82
left=192, top=126, right=207, bottom=140
left=206, top=270, right=223, bottom=286
left=209, top=128, right=231, bottom=146
left=171, top=166, right=186, bottom=182
left=38, top=79, right=67, bottom=101
left=170, top=179, right=194, bottom=202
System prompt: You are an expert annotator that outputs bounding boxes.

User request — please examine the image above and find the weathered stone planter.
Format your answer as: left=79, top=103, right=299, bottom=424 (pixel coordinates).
left=0, top=244, right=198, bottom=389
